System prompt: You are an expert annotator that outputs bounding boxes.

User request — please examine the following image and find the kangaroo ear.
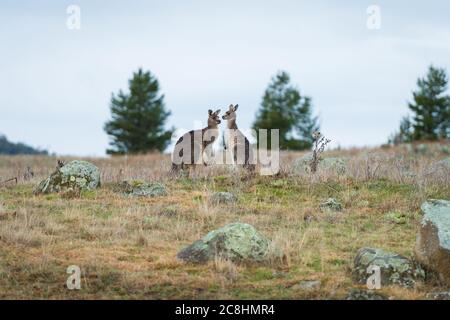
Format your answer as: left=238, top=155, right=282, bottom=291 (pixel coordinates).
left=214, top=109, right=221, bottom=115
left=208, top=109, right=213, bottom=115
left=229, top=104, right=234, bottom=110
left=233, top=104, right=239, bottom=111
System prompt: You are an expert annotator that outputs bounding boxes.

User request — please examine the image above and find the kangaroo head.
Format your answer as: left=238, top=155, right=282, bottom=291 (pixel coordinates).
left=208, top=109, right=221, bottom=127
left=222, top=104, right=238, bottom=121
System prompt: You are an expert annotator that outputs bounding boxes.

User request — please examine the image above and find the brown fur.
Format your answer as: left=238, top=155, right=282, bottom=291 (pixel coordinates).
left=222, top=104, right=255, bottom=172
left=171, top=109, right=221, bottom=173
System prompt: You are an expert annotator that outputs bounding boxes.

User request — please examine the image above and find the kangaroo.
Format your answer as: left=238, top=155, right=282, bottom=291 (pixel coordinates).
left=171, top=109, right=221, bottom=173
left=222, top=104, right=255, bottom=172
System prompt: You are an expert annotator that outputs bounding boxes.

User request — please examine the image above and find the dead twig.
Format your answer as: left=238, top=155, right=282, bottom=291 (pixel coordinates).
left=0, top=177, right=18, bottom=186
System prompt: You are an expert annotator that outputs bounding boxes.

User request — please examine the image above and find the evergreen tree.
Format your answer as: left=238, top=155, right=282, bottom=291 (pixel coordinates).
left=408, top=65, right=450, bottom=140
left=252, top=71, right=319, bottom=150
left=104, top=68, right=174, bottom=154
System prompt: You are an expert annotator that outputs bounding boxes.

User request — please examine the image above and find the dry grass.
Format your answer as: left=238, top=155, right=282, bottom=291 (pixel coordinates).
left=0, top=142, right=449, bottom=299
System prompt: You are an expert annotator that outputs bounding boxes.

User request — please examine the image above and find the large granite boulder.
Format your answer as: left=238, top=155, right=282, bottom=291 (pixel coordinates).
left=293, top=155, right=347, bottom=174
left=415, top=199, right=450, bottom=284
left=177, top=222, right=274, bottom=264
left=35, top=160, right=100, bottom=194
left=353, top=247, right=425, bottom=288
left=116, top=180, right=167, bottom=197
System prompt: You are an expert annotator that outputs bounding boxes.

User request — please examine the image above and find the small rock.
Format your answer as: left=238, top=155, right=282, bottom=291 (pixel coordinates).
left=426, top=291, right=450, bottom=300
left=353, top=247, right=425, bottom=288
left=346, top=289, right=388, bottom=300
left=210, top=192, right=237, bottom=204
left=439, top=145, right=449, bottom=154
left=34, top=160, right=101, bottom=194
left=415, top=199, right=450, bottom=285
left=177, top=222, right=276, bottom=264
left=292, top=280, right=321, bottom=291
left=319, top=198, right=343, bottom=212
left=117, top=180, right=167, bottom=197
left=415, top=144, right=429, bottom=154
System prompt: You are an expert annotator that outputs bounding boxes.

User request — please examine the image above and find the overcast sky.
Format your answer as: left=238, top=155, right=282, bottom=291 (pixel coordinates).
left=1, top=0, right=450, bottom=156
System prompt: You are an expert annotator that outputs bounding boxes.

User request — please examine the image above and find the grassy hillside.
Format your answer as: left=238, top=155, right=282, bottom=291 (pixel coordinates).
left=0, top=143, right=449, bottom=299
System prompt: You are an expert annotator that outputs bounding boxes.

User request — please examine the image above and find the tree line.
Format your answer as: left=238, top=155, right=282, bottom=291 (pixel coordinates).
left=0, top=135, right=48, bottom=155
left=104, top=69, right=319, bottom=154
left=105, top=65, right=449, bottom=155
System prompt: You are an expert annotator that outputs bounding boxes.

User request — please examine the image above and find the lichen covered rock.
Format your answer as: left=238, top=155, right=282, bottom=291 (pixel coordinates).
left=415, top=199, right=450, bottom=285
left=320, top=198, right=343, bottom=212
left=292, top=280, right=321, bottom=291
left=427, top=291, right=450, bottom=300
left=177, top=222, right=273, bottom=264
left=35, top=160, right=100, bottom=194
left=210, top=192, right=237, bottom=204
left=117, top=180, right=167, bottom=197
left=346, top=289, right=388, bottom=300
left=353, top=247, right=425, bottom=288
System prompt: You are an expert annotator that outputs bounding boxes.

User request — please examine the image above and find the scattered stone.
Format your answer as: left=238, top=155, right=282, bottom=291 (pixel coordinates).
left=353, top=247, right=425, bottom=288
left=415, top=144, right=429, bottom=154
left=293, top=155, right=347, bottom=174
left=210, top=192, right=237, bottom=204
left=415, top=199, right=450, bottom=285
left=439, top=145, right=449, bottom=154
left=292, top=280, right=321, bottom=291
left=177, top=222, right=275, bottom=264
left=117, top=180, right=167, bottom=197
left=426, top=291, right=450, bottom=300
left=346, top=289, right=388, bottom=300
left=319, top=198, right=343, bottom=212
left=34, top=160, right=100, bottom=194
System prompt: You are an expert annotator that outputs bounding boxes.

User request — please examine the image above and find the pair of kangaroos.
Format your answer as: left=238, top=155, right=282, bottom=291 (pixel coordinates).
left=171, top=104, right=255, bottom=173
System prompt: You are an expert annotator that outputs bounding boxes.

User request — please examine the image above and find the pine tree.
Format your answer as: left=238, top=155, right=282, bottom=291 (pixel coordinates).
left=104, top=69, right=174, bottom=154
left=252, top=71, right=319, bottom=150
left=408, top=65, right=450, bottom=141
